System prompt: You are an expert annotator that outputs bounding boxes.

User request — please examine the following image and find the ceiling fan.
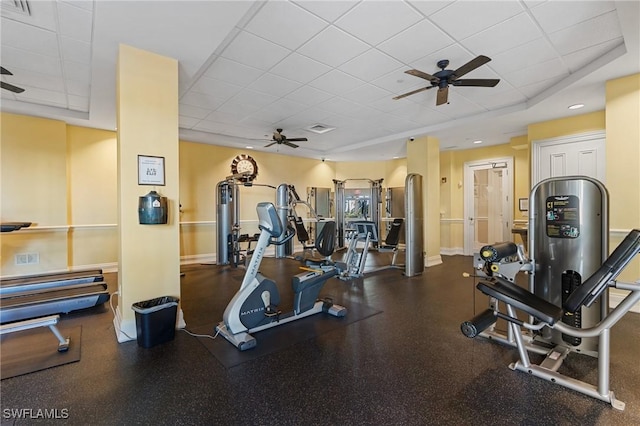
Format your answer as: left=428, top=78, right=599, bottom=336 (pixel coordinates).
left=265, top=128, right=308, bottom=149
left=1, top=67, right=25, bottom=93
left=393, top=55, right=499, bottom=106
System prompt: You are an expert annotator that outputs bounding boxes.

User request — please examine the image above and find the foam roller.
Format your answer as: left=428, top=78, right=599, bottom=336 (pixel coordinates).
left=479, top=242, right=518, bottom=262
left=460, top=309, right=497, bottom=338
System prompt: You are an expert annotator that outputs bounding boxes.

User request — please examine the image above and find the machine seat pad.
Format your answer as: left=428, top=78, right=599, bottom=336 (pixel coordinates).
left=477, top=277, right=564, bottom=325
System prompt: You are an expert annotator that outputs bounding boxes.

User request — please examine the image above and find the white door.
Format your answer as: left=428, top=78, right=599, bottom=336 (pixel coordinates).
left=533, top=131, right=605, bottom=184
left=464, top=158, right=513, bottom=255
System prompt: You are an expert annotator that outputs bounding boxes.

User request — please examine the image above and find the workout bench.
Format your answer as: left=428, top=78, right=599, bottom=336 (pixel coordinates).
left=463, top=229, right=640, bottom=410
left=0, top=315, right=70, bottom=352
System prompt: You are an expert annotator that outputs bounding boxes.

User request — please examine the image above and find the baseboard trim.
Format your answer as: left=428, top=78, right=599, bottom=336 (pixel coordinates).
left=440, top=247, right=464, bottom=256
left=426, top=255, right=443, bottom=267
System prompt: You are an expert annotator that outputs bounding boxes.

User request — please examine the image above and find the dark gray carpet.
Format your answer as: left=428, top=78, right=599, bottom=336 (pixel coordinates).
left=1, top=326, right=81, bottom=379
left=192, top=301, right=381, bottom=369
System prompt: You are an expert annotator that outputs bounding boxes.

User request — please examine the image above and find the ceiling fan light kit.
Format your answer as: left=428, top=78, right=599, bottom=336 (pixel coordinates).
left=393, top=55, right=499, bottom=106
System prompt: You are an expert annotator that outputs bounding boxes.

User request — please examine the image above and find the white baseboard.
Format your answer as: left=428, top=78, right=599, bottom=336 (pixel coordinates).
left=440, top=247, right=464, bottom=256
left=426, top=255, right=443, bottom=267
left=180, top=253, right=216, bottom=265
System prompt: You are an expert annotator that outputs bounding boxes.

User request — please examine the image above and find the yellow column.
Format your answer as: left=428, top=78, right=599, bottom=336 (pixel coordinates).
left=407, top=136, right=442, bottom=267
left=114, top=44, right=182, bottom=342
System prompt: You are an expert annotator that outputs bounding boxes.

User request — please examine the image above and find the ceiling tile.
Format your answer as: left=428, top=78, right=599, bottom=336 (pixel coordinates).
left=248, top=73, right=302, bottom=98
left=68, top=94, right=89, bottom=112
left=179, top=103, right=212, bottom=119
left=370, top=67, right=424, bottom=96
left=339, top=49, right=404, bottom=82
left=60, top=36, right=91, bottom=64
left=529, top=0, right=616, bottom=33
left=220, top=30, right=291, bottom=70
left=204, top=57, right=263, bottom=88
left=57, top=1, right=93, bottom=42
left=378, top=19, right=455, bottom=64
left=16, top=85, right=67, bottom=107
left=298, top=26, right=369, bottom=68
left=504, top=57, right=568, bottom=87
left=292, top=0, right=358, bottom=23
left=66, top=79, right=90, bottom=97
left=335, top=1, right=423, bottom=46
left=461, top=12, right=541, bottom=58
left=429, top=1, right=524, bottom=40
left=1, top=46, right=61, bottom=76
left=179, top=116, right=200, bottom=129
left=490, top=38, right=558, bottom=75
left=3, top=67, right=64, bottom=92
left=407, top=1, right=452, bottom=17
left=248, top=98, right=308, bottom=124
left=225, top=89, right=279, bottom=110
left=548, top=11, right=623, bottom=55
left=309, top=69, right=365, bottom=95
left=1, top=1, right=57, bottom=31
left=270, top=53, right=332, bottom=84
left=342, top=83, right=392, bottom=104
left=244, top=1, right=327, bottom=50
left=563, top=38, right=623, bottom=73
left=284, top=85, right=334, bottom=106
left=1, top=18, right=59, bottom=57
left=63, top=60, right=90, bottom=84
left=191, top=77, right=242, bottom=102
left=181, top=91, right=224, bottom=110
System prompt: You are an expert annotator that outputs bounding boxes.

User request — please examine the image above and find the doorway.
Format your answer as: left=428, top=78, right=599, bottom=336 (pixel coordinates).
left=463, top=158, right=513, bottom=255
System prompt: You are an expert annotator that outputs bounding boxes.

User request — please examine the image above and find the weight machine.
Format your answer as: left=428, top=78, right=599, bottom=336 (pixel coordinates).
left=216, top=174, right=276, bottom=267
left=462, top=176, right=640, bottom=410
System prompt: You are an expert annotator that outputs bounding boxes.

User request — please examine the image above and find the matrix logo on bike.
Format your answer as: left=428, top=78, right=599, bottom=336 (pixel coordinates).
left=241, top=307, right=264, bottom=316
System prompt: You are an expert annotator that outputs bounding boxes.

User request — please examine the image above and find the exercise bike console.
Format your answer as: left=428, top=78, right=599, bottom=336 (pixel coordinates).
left=216, top=202, right=346, bottom=351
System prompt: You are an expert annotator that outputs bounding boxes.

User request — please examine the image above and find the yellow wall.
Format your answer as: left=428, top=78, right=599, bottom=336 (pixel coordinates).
left=1, top=113, right=68, bottom=275
left=605, top=73, right=640, bottom=282
left=67, top=125, right=118, bottom=268
left=438, top=142, right=529, bottom=252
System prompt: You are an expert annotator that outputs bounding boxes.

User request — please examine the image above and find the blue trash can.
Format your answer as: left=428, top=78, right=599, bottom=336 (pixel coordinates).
left=132, top=296, right=179, bottom=348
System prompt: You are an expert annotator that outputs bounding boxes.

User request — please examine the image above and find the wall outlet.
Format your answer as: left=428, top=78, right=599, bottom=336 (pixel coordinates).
left=15, top=252, right=39, bottom=265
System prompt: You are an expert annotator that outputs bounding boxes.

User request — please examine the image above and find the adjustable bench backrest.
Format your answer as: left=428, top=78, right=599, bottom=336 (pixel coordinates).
left=383, top=218, right=403, bottom=248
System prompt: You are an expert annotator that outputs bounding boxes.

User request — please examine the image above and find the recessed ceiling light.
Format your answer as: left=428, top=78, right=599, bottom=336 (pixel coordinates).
left=245, top=146, right=254, bottom=149
left=473, top=140, right=482, bottom=144
left=393, top=156, right=399, bottom=159
left=568, top=104, right=584, bottom=110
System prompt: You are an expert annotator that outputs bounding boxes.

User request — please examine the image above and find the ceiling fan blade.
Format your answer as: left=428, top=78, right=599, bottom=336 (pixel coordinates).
left=1, top=66, right=13, bottom=75
left=405, top=69, right=439, bottom=83
left=451, top=78, right=500, bottom=87
left=393, top=85, right=434, bottom=100
left=436, top=86, right=449, bottom=106
left=286, top=137, right=307, bottom=142
left=1, top=81, right=25, bottom=93
left=451, top=55, right=491, bottom=79
left=265, top=141, right=277, bottom=147
left=284, top=141, right=299, bottom=148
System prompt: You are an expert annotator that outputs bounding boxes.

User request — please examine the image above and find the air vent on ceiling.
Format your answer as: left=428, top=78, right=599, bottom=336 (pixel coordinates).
left=304, top=123, right=335, bottom=134
left=1, top=0, right=31, bottom=16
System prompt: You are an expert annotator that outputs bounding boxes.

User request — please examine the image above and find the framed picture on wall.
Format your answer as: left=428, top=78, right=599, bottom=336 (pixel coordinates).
left=138, top=155, right=165, bottom=185
left=519, top=198, right=529, bottom=211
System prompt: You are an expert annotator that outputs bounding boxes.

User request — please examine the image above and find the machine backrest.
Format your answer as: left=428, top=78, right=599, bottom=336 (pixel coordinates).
left=315, top=221, right=336, bottom=257
left=353, top=221, right=379, bottom=243
left=384, top=218, right=403, bottom=246
left=292, top=216, right=310, bottom=244
left=256, top=202, right=283, bottom=238
left=564, top=228, right=640, bottom=312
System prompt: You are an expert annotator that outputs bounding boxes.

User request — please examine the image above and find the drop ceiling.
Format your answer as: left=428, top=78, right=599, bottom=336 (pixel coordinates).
left=1, top=0, right=638, bottom=161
